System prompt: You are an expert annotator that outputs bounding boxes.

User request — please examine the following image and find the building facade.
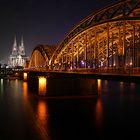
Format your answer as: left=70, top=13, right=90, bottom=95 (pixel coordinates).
left=9, top=37, right=29, bottom=68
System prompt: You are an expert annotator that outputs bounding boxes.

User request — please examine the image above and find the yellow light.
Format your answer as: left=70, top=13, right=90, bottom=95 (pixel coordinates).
left=38, top=77, right=47, bottom=95
left=97, top=79, right=101, bottom=95
left=23, top=72, right=27, bottom=81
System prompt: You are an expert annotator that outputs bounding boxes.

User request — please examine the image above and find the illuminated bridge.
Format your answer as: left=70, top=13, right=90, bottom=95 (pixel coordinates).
left=27, top=0, right=140, bottom=74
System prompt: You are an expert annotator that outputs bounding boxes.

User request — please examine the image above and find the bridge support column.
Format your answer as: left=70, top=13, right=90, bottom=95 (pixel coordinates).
left=138, top=26, right=140, bottom=67
left=107, top=24, right=110, bottom=68
left=118, top=27, right=122, bottom=68
left=122, top=22, right=126, bottom=69
left=66, top=47, right=68, bottom=70
left=94, top=31, right=98, bottom=70
left=111, top=33, right=114, bottom=69
left=77, top=43, right=79, bottom=69
left=90, top=44, right=92, bottom=69
left=132, top=25, right=136, bottom=68
left=62, top=52, right=64, bottom=69
left=84, top=35, right=87, bottom=68
left=71, top=44, right=74, bottom=69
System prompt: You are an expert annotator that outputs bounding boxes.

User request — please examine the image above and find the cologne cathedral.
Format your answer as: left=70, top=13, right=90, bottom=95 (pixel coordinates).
left=8, top=37, right=29, bottom=68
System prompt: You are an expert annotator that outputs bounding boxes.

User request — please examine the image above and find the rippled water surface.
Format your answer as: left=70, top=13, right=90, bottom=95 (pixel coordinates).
left=0, top=78, right=140, bottom=139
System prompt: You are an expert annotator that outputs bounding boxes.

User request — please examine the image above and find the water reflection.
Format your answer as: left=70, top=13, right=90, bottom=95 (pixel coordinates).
left=37, top=101, right=48, bottom=121
left=23, top=82, right=28, bottom=99
left=0, top=79, right=3, bottom=99
left=1, top=78, right=140, bottom=139
left=22, top=81, right=50, bottom=140
left=95, top=97, right=103, bottom=129
left=38, top=77, right=47, bottom=95
left=130, top=82, right=135, bottom=90
left=36, top=100, right=50, bottom=140
left=119, top=81, right=124, bottom=93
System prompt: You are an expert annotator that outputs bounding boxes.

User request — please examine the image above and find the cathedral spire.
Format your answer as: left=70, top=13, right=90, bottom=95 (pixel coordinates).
left=9, top=35, right=29, bottom=67
left=21, top=36, right=24, bottom=46
left=12, top=36, right=17, bottom=55
left=18, top=36, right=25, bottom=55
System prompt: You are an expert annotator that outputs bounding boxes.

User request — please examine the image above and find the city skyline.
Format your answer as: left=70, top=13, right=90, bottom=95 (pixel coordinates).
left=0, top=0, right=116, bottom=63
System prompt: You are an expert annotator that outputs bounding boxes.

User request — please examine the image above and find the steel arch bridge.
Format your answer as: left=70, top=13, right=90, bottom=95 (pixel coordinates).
left=28, top=0, right=140, bottom=73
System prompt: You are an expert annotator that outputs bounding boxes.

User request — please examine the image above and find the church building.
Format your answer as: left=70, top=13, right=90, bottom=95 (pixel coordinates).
left=8, top=37, right=29, bottom=68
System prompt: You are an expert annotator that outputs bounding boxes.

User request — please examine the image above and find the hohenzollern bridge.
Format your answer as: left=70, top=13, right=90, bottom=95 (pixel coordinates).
left=27, top=0, right=140, bottom=74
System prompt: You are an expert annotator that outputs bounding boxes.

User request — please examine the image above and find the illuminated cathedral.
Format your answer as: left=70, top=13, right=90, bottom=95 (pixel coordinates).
left=8, top=37, right=29, bottom=68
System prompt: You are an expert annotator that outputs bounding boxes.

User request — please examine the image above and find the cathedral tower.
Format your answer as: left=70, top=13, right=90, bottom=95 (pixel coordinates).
left=9, top=36, right=29, bottom=68
left=18, top=36, right=25, bottom=56
left=12, top=37, right=18, bottom=55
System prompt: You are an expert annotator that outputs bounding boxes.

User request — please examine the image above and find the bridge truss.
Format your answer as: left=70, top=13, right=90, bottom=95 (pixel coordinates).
left=29, top=0, right=140, bottom=73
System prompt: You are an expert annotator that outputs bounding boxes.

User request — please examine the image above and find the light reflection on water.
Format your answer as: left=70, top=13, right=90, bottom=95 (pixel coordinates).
left=36, top=100, right=50, bottom=140
left=0, top=79, right=3, bottom=99
left=23, top=82, right=28, bottom=98
left=95, top=97, right=103, bottom=128
left=119, top=81, right=124, bottom=93
left=22, top=81, right=50, bottom=140
left=1, top=78, right=140, bottom=139
left=37, top=101, right=47, bottom=121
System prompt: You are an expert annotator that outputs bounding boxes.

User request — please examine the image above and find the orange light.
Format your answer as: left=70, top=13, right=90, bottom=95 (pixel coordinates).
left=36, top=101, right=49, bottom=139
left=38, top=77, right=47, bottom=95
left=23, top=72, right=27, bottom=81
left=95, top=97, right=103, bottom=132
left=97, top=79, right=101, bottom=94
left=23, top=82, right=28, bottom=98
left=38, top=101, right=47, bottom=121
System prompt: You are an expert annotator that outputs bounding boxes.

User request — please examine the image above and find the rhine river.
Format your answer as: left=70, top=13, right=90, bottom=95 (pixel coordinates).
left=0, top=77, right=140, bottom=139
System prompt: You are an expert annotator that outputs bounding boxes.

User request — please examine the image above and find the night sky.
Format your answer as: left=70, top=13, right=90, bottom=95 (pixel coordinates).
left=0, top=0, right=117, bottom=63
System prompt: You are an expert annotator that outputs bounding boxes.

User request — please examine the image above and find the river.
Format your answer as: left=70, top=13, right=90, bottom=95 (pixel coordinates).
left=0, top=77, right=140, bottom=139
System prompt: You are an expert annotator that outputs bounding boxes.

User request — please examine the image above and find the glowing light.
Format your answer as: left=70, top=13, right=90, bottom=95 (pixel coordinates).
left=130, top=62, right=132, bottom=66
left=0, top=79, right=3, bottom=99
left=36, top=101, right=49, bottom=139
left=38, top=77, right=47, bottom=95
left=101, top=62, right=103, bottom=67
left=37, top=101, right=47, bottom=121
left=97, top=79, right=101, bottom=94
left=81, top=60, right=84, bottom=65
left=113, top=63, right=116, bottom=66
left=23, top=82, right=28, bottom=98
left=15, top=72, right=18, bottom=76
left=23, top=72, right=27, bottom=81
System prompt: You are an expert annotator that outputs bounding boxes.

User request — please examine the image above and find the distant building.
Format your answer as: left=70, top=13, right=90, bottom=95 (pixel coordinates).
left=8, top=37, right=29, bottom=68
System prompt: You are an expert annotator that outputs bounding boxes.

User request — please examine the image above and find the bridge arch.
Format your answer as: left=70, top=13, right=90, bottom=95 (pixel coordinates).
left=28, top=45, right=56, bottom=70
left=28, top=0, right=140, bottom=72
left=51, top=0, right=140, bottom=70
